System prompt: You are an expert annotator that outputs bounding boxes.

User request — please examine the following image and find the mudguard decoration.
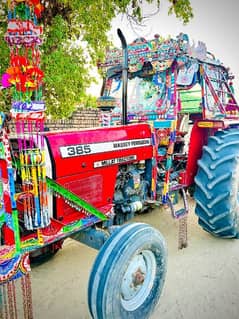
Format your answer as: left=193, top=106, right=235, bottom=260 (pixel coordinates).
left=0, top=249, right=30, bottom=284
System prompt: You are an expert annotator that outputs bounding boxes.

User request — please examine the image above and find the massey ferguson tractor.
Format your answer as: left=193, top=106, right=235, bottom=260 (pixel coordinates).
left=1, top=2, right=167, bottom=316
left=0, top=2, right=239, bottom=318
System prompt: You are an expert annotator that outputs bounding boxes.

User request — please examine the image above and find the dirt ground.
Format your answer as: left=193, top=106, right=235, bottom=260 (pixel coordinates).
left=29, top=200, right=239, bottom=319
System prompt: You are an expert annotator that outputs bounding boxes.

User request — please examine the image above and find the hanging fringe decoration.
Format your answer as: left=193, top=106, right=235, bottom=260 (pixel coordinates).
left=0, top=274, right=33, bottom=319
left=178, top=216, right=188, bottom=249
left=6, top=280, right=18, bottom=319
left=21, top=273, right=33, bottom=319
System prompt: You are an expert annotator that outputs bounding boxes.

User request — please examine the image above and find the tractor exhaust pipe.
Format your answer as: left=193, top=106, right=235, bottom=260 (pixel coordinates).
left=117, top=28, right=128, bottom=125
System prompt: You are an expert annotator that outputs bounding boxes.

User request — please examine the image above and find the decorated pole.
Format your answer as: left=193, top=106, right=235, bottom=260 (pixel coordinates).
left=0, top=1, right=48, bottom=317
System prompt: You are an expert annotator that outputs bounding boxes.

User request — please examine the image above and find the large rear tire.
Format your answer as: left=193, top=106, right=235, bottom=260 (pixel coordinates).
left=194, top=128, right=239, bottom=238
left=88, top=222, right=167, bottom=319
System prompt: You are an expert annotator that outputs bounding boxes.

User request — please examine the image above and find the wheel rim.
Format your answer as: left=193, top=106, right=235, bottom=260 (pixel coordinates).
left=120, top=250, right=157, bottom=311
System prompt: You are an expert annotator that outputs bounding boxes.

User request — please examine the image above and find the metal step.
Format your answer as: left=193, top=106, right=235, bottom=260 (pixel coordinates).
left=174, top=208, right=187, bottom=219
left=168, top=187, right=188, bottom=219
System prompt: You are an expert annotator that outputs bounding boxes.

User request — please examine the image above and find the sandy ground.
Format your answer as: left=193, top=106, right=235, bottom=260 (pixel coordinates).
left=28, top=200, right=239, bottom=319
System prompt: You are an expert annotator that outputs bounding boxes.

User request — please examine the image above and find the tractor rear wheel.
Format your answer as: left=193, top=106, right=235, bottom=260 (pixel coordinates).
left=88, top=222, right=167, bottom=319
left=194, top=128, right=239, bottom=238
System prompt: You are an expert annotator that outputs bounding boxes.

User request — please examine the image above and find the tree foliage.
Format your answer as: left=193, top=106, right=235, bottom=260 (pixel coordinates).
left=0, top=0, right=193, bottom=118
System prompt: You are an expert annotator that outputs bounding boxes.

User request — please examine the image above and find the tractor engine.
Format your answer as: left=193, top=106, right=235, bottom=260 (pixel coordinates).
left=113, top=163, right=150, bottom=224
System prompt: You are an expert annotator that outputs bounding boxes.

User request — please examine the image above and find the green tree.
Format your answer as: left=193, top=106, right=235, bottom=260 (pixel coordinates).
left=0, top=0, right=193, bottom=118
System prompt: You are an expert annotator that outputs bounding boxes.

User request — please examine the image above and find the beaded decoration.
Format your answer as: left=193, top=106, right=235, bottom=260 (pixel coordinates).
left=2, top=0, right=49, bottom=232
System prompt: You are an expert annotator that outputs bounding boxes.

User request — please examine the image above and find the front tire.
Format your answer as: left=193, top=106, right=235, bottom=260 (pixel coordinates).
left=88, top=222, right=167, bottom=319
left=194, top=128, right=239, bottom=238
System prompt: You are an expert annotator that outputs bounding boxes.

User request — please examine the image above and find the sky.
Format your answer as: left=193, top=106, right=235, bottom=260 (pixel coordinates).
left=91, top=0, right=239, bottom=97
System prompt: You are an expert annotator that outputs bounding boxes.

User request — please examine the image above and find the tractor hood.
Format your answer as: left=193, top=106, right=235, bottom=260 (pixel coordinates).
left=44, top=123, right=153, bottom=179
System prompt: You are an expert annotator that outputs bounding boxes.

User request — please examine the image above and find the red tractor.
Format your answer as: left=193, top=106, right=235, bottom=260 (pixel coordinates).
left=0, top=27, right=239, bottom=319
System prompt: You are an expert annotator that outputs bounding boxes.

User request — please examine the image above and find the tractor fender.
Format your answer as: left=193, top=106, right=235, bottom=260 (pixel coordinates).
left=185, top=121, right=210, bottom=186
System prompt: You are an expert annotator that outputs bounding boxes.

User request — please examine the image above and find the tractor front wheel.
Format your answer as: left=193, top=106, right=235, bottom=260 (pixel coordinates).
left=88, top=222, right=167, bottom=319
left=194, top=128, right=239, bottom=238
